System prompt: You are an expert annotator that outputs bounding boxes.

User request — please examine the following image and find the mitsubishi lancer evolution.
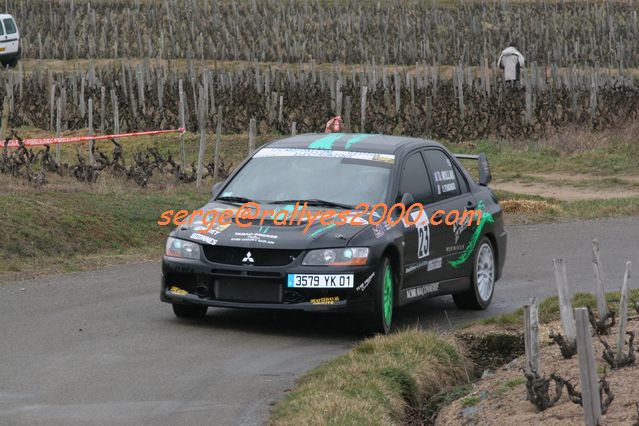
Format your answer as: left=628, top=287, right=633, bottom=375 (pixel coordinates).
left=160, top=134, right=507, bottom=334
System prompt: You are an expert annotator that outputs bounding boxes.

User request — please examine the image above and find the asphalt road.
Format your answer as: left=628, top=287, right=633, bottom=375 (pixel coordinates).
left=1, top=217, right=638, bottom=426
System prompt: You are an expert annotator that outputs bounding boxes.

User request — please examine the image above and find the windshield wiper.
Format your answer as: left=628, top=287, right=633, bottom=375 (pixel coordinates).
left=216, top=196, right=256, bottom=204
left=270, top=199, right=353, bottom=209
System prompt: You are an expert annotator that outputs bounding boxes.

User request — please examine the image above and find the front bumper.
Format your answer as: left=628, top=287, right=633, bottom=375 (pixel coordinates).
left=161, top=256, right=377, bottom=313
left=0, top=45, right=21, bottom=61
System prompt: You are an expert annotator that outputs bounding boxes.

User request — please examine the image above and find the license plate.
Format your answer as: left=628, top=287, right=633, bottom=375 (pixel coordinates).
left=287, top=274, right=354, bottom=288
left=0, top=48, right=5, bottom=52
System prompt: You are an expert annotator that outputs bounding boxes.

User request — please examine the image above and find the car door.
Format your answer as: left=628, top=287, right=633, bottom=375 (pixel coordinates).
left=397, top=151, right=447, bottom=289
left=423, top=148, right=477, bottom=280
left=0, top=20, right=5, bottom=53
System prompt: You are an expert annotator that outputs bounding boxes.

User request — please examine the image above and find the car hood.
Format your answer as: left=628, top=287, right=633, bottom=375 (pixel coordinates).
left=172, top=201, right=370, bottom=250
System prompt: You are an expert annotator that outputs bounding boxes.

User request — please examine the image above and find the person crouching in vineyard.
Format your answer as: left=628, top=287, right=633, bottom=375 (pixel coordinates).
left=498, top=44, right=525, bottom=89
left=324, top=115, right=343, bottom=133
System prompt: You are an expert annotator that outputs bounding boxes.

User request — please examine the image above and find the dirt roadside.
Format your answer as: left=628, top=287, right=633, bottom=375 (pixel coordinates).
left=493, top=172, right=639, bottom=201
left=436, top=318, right=639, bottom=425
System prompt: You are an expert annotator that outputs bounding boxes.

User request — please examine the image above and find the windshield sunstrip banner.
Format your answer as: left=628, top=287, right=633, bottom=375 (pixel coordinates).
left=254, top=148, right=394, bottom=163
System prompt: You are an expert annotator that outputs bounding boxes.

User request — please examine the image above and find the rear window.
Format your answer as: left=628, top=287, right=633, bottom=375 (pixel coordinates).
left=3, top=18, right=16, bottom=35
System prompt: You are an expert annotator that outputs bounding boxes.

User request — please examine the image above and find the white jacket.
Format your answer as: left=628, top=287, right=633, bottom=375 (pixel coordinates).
left=498, top=47, right=525, bottom=81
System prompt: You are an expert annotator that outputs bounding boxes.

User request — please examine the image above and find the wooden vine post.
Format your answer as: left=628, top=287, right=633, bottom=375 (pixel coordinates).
left=213, top=106, right=223, bottom=183
left=178, top=79, right=186, bottom=170
left=591, top=239, right=608, bottom=317
left=88, top=98, right=95, bottom=166
left=195, top=86, right=207, bottom=188
left=553, top=258, right=577, bottom=347
left=574, top=307, right=602, bottom=426
left=360, top=86, right=367, bottom=133
left=615, top=261, right=632, bottom=365
left=524, top=297, right=540, bottom=375
left=248, top=118, right=256, bottom=154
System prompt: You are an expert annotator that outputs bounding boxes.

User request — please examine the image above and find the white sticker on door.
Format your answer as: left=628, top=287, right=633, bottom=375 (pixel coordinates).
left=410, top=210, right=430, bottom=259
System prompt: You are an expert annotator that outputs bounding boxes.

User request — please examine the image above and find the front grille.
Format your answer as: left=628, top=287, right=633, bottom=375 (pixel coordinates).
left=214, top=278, right=282, bottom=303
left=203, top=246, right=300, bottom=266
left=210, top=268, right=281, bottom=278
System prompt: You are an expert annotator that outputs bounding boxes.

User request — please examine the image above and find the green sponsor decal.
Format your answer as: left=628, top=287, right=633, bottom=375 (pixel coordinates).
left=261, top=204, right=296, bottom=232
left=344, top=134, right=373, bottom=150
left=308, top=133, right=344, bottom=150
left=307, top=223, right=337, bottom=238
left=448, top=200, right=494, bottom=268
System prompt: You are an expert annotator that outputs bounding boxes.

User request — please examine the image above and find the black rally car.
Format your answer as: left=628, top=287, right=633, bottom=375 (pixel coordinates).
left=161, top=134, right=507, bottom=333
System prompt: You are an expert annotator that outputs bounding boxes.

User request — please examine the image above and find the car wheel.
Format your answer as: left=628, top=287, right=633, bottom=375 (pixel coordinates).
left=366, top=257, right=394, bottom=334
left=453, top=237, right=495, bottom=310
left=6, top=58, right=18, bottom=68
left=172, top=303, right=208, bottom=318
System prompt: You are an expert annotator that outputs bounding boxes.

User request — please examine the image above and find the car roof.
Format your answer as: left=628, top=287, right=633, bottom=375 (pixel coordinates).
left=266, top=133, right=443, bottom=155
left=0, top=14, right=15, bottom=19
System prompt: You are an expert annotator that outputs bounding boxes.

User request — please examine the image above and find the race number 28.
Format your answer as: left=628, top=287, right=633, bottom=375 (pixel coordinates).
left=411, top=210, right=430, bottom=259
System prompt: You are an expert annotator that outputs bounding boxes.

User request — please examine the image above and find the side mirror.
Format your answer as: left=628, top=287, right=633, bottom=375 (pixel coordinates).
left=400, top=192, right=414, bottom=207
left=478, top=153, right=492, bottom=186
left=212, top=181, right=223, bottom=198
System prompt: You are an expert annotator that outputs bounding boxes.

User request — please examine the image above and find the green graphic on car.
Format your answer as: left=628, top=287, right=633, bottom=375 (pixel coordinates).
left=449, top=200, right=494, bottom=268
left=383, top=265, right=393, bottom=327
left=307, top=133, right=374, bottom=150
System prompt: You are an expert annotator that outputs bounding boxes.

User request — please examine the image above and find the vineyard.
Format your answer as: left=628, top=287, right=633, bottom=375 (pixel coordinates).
left=8, top=0, right=639, bottom=67
left=1, top=57, right=637, bottom=186
left=0, top=130, right=236, bottom=187
left=1, top=0, right=639, bottom=187
left=1, top=60, right=637, bottom=138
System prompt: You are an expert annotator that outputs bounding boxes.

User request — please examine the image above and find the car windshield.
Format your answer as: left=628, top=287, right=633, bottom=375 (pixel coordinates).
left=219, top=148, right=394, bottom=207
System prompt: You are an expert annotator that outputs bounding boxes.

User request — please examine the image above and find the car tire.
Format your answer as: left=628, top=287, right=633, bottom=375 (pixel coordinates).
left=366, top=257, right=394, bottom=335
left=6, top=58, right=18, bottom=68
left=453, top=237, right=495, bottom=310
left=172, top=303, right=208, bottom=318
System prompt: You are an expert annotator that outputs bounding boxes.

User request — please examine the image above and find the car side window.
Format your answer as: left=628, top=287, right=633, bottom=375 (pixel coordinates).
left=424, top=149, right=462, bottom=201
left=398, top=152, right=433, bottom=204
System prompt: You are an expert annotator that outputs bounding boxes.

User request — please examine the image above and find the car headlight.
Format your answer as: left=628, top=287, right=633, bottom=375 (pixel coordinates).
left=302, top=247, right=369, bottom=266
left=165, top=237, right=201, bottom=259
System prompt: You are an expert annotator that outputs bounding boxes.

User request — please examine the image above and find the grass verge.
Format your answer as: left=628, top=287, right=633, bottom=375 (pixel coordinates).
left=269, top=291, right=639, bottom=425
left=268, top=330, right=470, bottom=425
left=269, top=290, right=637, bottom=424
left=452, top=125, right=639, bottom=176
left=478, top=290, right=639, bottom=327
left=0, top=184, right=209, bottom=279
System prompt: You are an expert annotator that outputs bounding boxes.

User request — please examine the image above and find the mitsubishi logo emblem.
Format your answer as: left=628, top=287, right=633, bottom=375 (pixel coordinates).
left=242, top=251, right=254, bottom=264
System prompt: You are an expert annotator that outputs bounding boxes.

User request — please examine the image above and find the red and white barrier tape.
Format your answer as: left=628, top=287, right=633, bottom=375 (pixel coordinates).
left=3, top=128, right=186, bottom=148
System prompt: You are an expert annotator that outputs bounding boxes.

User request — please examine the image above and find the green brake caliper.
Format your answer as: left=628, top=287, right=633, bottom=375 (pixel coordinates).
left=383, top=266, right=393, bottom=327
